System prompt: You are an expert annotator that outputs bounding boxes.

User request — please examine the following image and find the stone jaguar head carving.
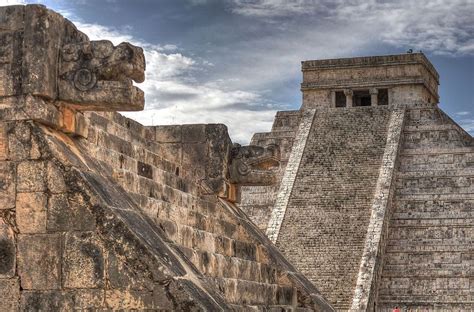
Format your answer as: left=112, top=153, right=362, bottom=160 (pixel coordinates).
left=0, top=4, right=145, bottom=111
left=59, top=40, right=146, bottom=111
left=229, top=143, right=280, bottom=186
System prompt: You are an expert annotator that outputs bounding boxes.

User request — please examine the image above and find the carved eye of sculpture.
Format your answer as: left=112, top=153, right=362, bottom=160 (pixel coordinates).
left=237, top=162, right=251, bottom=176
left=73, top=68, right=97, bottom=91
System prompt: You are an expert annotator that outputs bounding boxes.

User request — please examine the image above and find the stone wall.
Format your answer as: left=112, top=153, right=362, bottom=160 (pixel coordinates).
left=376, top=106, right=474, bottom=310
left=0, top=4, right=334, bottom=311
left=239, top=110, right=300, bottom=230
left=274, top=107, right=391, bottom=310
left=82, top=110, right=333, bottom=310
left=0, top=113, right=229, bottom=310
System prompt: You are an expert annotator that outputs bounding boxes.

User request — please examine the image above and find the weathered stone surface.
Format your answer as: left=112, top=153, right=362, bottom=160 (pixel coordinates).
left=1, top=4, right=145, bottom=111
left=17, top=234, right=61, bottom=290
left=7, top=121, right=41, bottom=160
left=16, top=161, right=45, bottom=192
left=46, top=161, right=67, bottom=193
left=46, top=193, right=95, bottom=232
left=4, top=2, right=472, bottom=311
left=0, top=219, right=16, bottom=278
left=0, top=162, right=16, bottom=210
left=229, top=143, right=280, bottom=186
left=16, top=192, right=47, bottom=234
left=0, top=278, right=20, bottom=311
left=63, top=232, right=104, bottom=288
left=0, top=122, right=8, bottom=160
left=20, top=289, right=104, bottom=311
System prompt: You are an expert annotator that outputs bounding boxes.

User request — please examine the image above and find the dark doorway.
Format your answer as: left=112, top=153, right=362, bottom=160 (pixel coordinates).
left=353, top=90, right=371, bottom=106
left=335, top=91, right=346, bottom=107
left=378, top=88, right=389, bottom=105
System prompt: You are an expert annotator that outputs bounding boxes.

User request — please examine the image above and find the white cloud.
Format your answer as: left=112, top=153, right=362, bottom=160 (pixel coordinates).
left=455, top=111, right=472, bottom=116
left=0, top=0, right=26, bottom=5
left=71, top=20, right=276, bottom=143
left=227, top=0, right=474, bottom=56
left=229, top=0, right=324, bottom=17
left=459, top=119, right=474, bottom=134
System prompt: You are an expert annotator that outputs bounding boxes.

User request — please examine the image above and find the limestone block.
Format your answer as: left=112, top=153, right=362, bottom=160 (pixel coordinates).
left=182, top=124, right=206, bottom=143
left=0, top=122, right=7, bottom=160
left=8, top=121, right=41, bottom=161
left=46, top=161, right=67, bottom=193
left=17, top=234, right=61, bottom=289
left=155, top=125, right=182, bottom=143
left=47, top=193, right=95, bottom=232
left=0, top=277, right=20, bottom=311
left=0, top=162, right=16, bottom=209
left=0, top=219, right=16, bottom=278
left=22, top=5, right=64, bottom=99
left=107, top=252, right=154, bottom=291
left=182, top=143, right=207, bottom=170
left=59, top=105, right=89, bottom=138
left=16, top=192, right=47, bottom=234
left=0, top=6, right=23, bottom=97
left=20, top=290, right=104, bottom=311
left=105, top=289, right=154, bottom=310
left=17, top=161, right=45, bottom=192
left=63, top=232, right=104, bottom=289
left=0, top=5, right=25, bottom=30
left=158, top=143, right=182, bottom=164
left=23, top=95, right=62, bottom=128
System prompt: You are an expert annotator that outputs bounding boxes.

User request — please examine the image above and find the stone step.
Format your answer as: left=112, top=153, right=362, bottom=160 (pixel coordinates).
left=380, top=263, right=471, bottom=278
left=176, top=247, right=277, bottom=284
left=400, top=153, right=474, bottom=172
left=376, top=302, right=474, bottom=312
left=402, top=128, right=471, bottom=149
left=392, top=199, right=473, bottom=216
left=401, top=146, right=474, bottom=156
left=395, top=193, right=474, bottom=201
left=382, top=251, right=471, bottom=266
left=377, top=294, right=474, bottom=302
left=229, top=304, right=299, bottom=312
left=171, top=224, right=260, bottom=260
left=388, top=218, right=474, bottom=227
left=385, top=244, right=471, bottom=253
left=215, top=278, right=295, bottom=306
left=397, top=169, right=474, bottom=178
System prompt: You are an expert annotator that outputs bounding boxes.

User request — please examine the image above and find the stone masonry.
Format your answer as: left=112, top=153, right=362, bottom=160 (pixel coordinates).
left=244, top=53, right=473, bottom=311
left=0, top=4, right=472, bottom=312
left=0, top=4, right=333, bottom=311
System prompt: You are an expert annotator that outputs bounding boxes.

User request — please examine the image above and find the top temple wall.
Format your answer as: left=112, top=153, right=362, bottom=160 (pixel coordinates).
left=301, top=53, right=439, bottom=109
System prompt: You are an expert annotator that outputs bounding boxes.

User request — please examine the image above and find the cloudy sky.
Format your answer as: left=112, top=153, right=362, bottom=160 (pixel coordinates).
left=2, top=0, right=473, bottom=142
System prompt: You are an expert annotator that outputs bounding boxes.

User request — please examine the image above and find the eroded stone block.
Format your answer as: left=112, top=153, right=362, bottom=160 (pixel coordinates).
left=105, top=289, right=153, bottom=310
left=0, top=122, right=8, bottom=160
left=155, top=125, right=182, bottom=143
left=0, top=277, right=20, bottom=311
left=17, top=234, right=61, bottom=290
left=0, top=219, right=15, bottom=278
left=17, top=161, right=45, bottom=192
left=20, top=289, right=104, bottom=311
left=0, top=162, right=15, bottom=209
left=47, top=193, right=95, bottom=232
left=16, top=192, right=47, bottom=234
left=63, top=232, right=104, bottom=289
left=46, top=161, right=67, bottom=193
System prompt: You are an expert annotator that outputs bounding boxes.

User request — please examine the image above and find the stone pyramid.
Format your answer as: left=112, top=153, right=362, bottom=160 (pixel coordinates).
left=240, top=54, right=474, bottom=310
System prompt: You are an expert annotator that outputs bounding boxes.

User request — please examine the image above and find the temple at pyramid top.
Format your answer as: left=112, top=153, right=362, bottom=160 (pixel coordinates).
left=300, top=52, right=439, bottom=109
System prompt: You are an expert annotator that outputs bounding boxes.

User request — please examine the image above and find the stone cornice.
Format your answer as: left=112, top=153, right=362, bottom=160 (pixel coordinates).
left=301, top=53, right=439, bottom=84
